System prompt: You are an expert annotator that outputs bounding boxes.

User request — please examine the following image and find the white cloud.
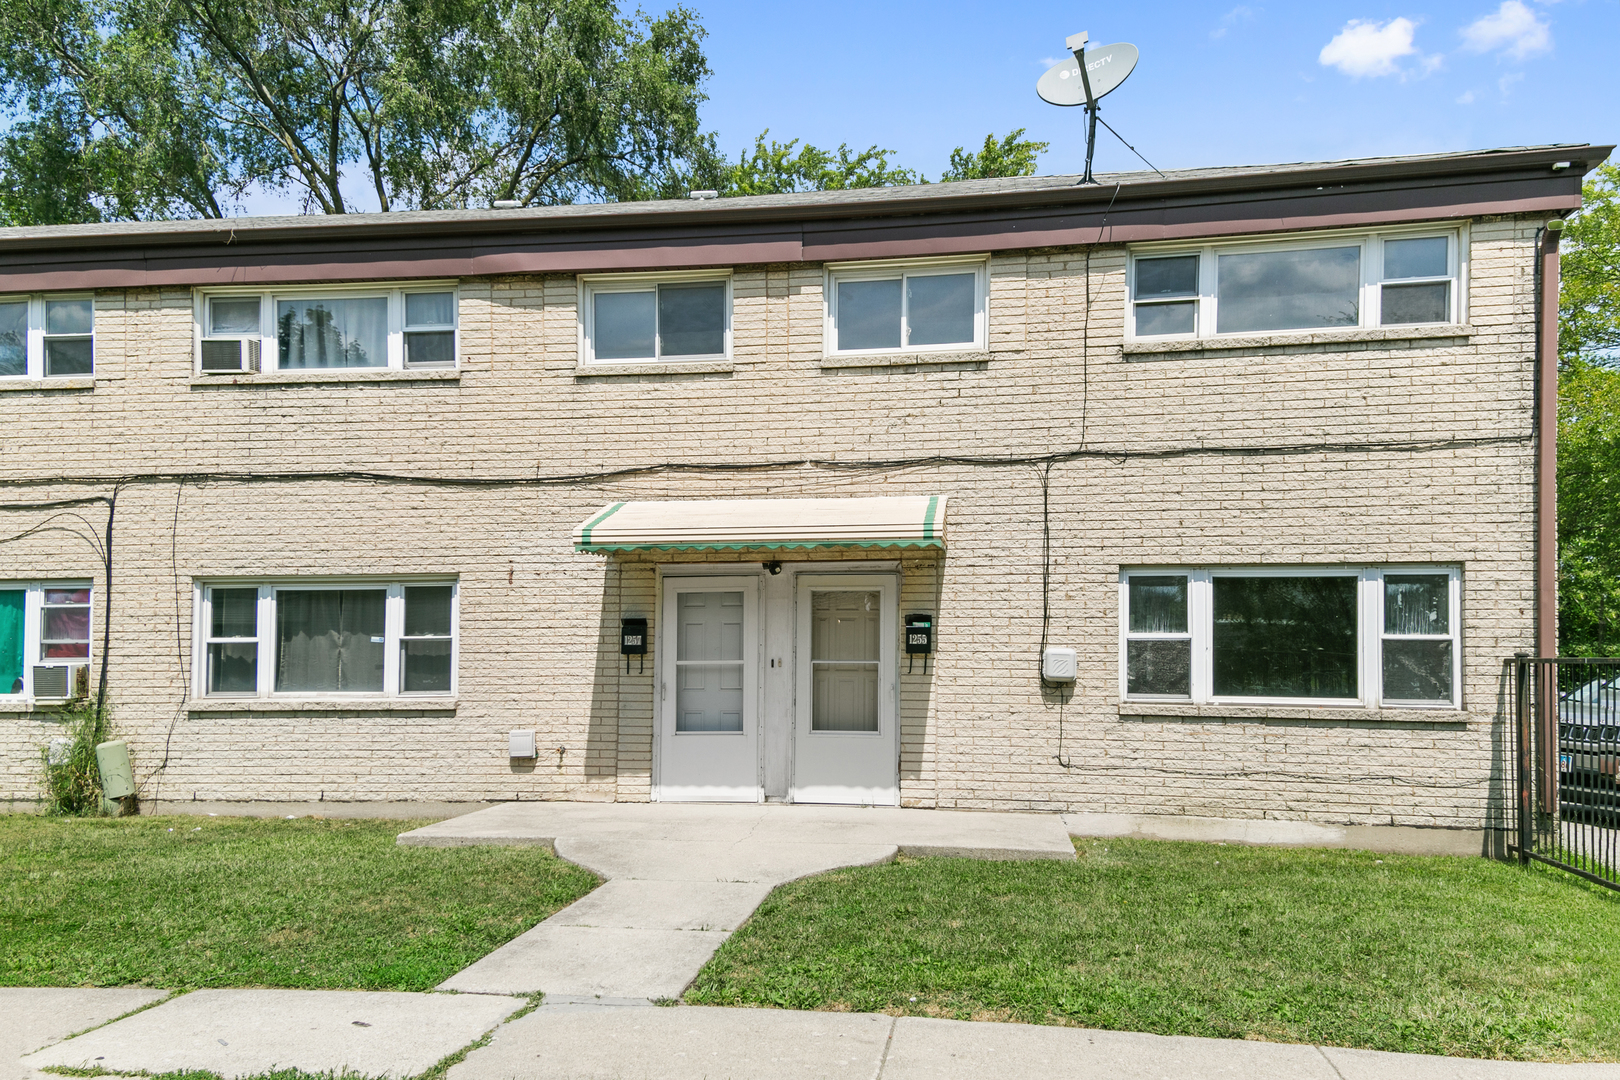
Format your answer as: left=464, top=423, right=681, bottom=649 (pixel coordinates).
left=1319, top=18, right=1419, bottom=77
left=1211, top=6, right=1258, bottom=41
left=1460, top=1, right=1551, bottom=59
left=1456, top=89, right=1476, bottom=103
left=1499, top=71, right=1526, bottom=96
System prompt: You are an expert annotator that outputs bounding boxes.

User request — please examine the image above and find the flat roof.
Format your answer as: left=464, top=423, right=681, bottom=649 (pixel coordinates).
left=0, top=143, right=1607, bottom=291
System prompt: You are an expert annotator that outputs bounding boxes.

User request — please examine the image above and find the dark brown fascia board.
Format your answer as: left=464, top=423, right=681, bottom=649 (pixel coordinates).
left=0, top=142, right=1605, bottom=251
left=0, top=143, right=1606, bottom=291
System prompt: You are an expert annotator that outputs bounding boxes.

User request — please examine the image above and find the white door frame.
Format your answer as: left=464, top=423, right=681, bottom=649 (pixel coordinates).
left=653, top=574, right=762, bottom=802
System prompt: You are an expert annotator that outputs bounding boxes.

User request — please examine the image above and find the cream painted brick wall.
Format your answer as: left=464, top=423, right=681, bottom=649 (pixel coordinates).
left=0, top=216, right=1540, bottom=828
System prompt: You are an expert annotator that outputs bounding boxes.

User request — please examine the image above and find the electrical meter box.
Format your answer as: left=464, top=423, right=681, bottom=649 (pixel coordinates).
left=904, top=614, right=934, bottom=655
left=1042, top=646, right=1078, bottom=682
left=621, top=617, right=648, bottom=655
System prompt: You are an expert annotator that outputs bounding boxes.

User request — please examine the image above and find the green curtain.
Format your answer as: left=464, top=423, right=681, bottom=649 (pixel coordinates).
left=0, top=591, right=22, bottom=695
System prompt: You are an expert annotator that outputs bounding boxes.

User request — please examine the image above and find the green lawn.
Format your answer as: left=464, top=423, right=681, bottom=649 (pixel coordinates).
left=0, top=815, right=598, bottom=991
left=687, top=838, right=1620, bottom=1062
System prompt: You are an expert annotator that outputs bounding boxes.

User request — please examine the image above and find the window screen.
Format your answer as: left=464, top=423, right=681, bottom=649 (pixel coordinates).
left=401, top=585, right=454, bottom=693
left=275, top=589, right=386, bottom=692
left=1212, top=576, right=1358, bottom=698
left=1125, top=575, right=1191, bottom=696
left=810, top=590, right=881, bottom=731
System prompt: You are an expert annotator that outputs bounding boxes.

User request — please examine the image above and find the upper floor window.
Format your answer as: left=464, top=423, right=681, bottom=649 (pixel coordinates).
left=194, top=285, right=458, bottom=374
left=1120, top=566, right=1460, bottom=708
left=1128, top=229, right=1463, bottom=341
left=0, top=582, right=93, bottom=700
left=0, top=296, right=95, bottom=379
left=825, top=257, right=987, bottom=355
left=580, top=272, right=730, bottom=364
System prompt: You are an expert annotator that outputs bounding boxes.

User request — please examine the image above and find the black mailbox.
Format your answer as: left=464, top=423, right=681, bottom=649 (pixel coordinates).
left=621, top=617, right=648, bottom=655
left=904, top=614, right=933, bottom=655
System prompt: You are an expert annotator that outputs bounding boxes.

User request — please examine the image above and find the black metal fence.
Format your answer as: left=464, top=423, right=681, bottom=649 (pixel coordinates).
left=1512, top=656, right=1620, bottom=891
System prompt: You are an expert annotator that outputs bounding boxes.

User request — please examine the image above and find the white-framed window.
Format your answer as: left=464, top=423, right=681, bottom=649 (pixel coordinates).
left=825, top=256, right=987, bottom=356
left=0, top=582, right=93, bottom=699
left=193, top=284, right=459, bottom=374
left=1119, top=567, right=1461, bottom=708
left=195, top=579, right=457, bottom=698
left=1127, top=227, right=1465, bottom=340
left=0, top=295, right=95, bottom=379
left=579, top=271, right=731, bottom=364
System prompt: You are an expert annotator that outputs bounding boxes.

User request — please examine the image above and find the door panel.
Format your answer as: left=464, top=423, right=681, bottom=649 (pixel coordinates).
left=792, top=575, right=898, bottom=805
left=657, top=577, right=760, bottom=801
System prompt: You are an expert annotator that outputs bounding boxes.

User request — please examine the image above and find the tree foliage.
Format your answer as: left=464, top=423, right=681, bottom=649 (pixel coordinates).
left=1560, top=163, right=1620, bottom=365
left=1558, top=162, right=1620, bottom=655
left=939, top=128, right=1049, bottom=182
left=643, top=128, right=1049, bottom=201
left=0, top=0, right=711, bottom=221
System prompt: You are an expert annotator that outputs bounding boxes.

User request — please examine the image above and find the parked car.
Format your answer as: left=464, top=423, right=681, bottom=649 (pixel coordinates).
left=1558, top=675, right=1620, bottom=824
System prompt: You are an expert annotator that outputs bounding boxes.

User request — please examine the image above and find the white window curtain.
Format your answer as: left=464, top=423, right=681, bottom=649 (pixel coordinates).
left=275, top=589, right=386, bottom=692
left=277, top=297, right=388, bottom=368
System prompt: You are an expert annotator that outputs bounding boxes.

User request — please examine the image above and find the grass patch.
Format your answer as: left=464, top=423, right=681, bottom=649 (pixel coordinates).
left=0, top=815, right=598, bottom=991
left=686, top=838, right=1620, bottom=1062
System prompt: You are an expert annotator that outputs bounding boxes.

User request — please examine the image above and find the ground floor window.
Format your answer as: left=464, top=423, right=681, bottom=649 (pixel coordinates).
left=0, top=582, right=92, bottom=699
left=1120, top=567, right=1460, bottom=707
left=198, top=580, right=456, bottom=698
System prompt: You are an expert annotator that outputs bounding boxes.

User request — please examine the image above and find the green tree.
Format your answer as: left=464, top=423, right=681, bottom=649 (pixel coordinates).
left=1558, top=163, right=1620, bottom=655
left=939, top=128, right=1049, bottom=182
left=643, top=128, right=1046, bottom=201
left=0, top=0, right=711, bottom=222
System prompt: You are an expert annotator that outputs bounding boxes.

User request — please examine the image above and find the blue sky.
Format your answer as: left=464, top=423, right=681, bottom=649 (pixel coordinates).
left=242, top=0, right=1615, bottom=212
left=688, top=0, right=1616, bottom=180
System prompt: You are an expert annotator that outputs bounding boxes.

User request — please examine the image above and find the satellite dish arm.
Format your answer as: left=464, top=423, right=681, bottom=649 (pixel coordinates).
left=1072, top=43, right=1100, bottom=185
left=1072, top=45, right=1097, bottom=108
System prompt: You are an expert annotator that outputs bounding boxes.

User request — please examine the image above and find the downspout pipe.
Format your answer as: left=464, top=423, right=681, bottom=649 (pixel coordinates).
left=1537, top=219, right=1563, bottom=660
left=1535, top=218, right=1563, bottom=816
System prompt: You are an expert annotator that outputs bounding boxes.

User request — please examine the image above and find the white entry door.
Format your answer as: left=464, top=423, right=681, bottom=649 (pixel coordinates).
left=657, top=577, right=761, bottom=802
left=791, top=574, right=899, bottom=805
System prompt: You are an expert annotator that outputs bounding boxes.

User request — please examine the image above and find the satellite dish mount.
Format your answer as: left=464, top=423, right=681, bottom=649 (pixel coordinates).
left=1036, top=32, right=1141, bottom=186
left=1070, top=33, right=1099, bottom=185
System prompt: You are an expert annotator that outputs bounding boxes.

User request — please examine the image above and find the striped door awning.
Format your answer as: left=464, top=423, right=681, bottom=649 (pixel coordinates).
left=573, top=496, right=947, bottom=553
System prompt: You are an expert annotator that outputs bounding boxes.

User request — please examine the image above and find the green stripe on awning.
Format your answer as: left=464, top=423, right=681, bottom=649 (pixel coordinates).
left=570, top=496, right=948, bottom=555
left=578, top=502, right=625, bottom=546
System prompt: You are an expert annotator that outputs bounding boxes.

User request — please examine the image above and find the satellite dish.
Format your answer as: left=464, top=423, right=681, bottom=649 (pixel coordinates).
left=1037, top=43, right=1139, bottom=107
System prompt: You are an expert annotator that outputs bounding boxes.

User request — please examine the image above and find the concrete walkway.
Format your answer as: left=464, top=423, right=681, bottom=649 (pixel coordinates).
left=15, top=992, right=1620, bottom=1080
left=400, top=802, right=1075, bottom=1000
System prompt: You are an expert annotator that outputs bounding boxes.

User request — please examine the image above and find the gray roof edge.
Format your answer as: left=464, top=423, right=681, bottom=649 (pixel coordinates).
left=0, top=142, right=1608, bottom=250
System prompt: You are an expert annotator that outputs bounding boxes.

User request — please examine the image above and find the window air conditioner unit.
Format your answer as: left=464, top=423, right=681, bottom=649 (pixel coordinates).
left=33, top=664, right=88, bottom=700
left=200, top=338, right=262, bottom=373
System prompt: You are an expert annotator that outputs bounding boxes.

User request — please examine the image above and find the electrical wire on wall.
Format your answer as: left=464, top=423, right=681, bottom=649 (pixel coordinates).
left=0, top=425, right=1534, bottom=801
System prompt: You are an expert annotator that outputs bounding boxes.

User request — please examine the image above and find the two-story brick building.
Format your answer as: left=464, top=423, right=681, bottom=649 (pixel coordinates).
left=0, top=143, right=1607, bottom=838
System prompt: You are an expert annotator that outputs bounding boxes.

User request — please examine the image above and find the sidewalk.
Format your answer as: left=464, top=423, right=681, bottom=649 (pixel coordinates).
left=399, top=801, right=1075, bottom=999
left=14, top=989, right=1620, bottom=1080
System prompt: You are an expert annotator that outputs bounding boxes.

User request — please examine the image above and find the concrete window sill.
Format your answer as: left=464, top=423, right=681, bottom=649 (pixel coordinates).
left=0, top=377, right=95, bottom=392
left=820, top=350, right=991, bottom=370
left=189, top=369, right=461, bottom=387
left=574, top=360, right=735, bottom=379
left=1120, top=701, right=1469, bottom=723
left=186, top=698, right=458, bottom=713
left=1123, top=324, right=1472, bottom=359
left=0, top=701, right=79, bottom=717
